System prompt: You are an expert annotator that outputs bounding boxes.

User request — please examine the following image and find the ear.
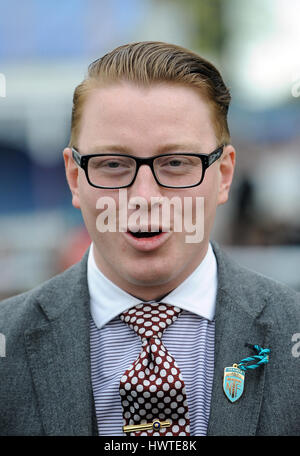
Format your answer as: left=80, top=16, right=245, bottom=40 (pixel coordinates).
left=63, top=147, right=81, bottom=209
left=217, top=144, right=236, bottom=206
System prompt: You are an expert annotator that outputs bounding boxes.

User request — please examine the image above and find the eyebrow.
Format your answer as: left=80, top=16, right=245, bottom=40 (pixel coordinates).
left=87, top=145, right=131, bottom=154
left=87, top=142, right=204, bottom=155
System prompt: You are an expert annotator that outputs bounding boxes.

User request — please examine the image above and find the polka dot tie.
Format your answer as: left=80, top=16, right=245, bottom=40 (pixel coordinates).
left=119, top=302, right=191, bottom=436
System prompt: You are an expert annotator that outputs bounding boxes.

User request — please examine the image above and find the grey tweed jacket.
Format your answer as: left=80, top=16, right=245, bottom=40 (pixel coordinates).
left=0, top=242, right=299, bottom=436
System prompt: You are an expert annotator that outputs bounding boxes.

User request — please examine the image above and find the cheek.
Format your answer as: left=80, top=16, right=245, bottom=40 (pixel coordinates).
left=79, top=186, right=98, bottom=217
left=79, top=184, right=123, bottom=241
left=185, top=176, right=219, bottom=236
left=201, top=167, right=220, bottom=202
left=78, top=180, right=103, bottom=235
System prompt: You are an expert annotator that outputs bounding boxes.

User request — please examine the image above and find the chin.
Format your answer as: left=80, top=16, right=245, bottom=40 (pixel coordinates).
left=124, top=263, right=176, bottom=288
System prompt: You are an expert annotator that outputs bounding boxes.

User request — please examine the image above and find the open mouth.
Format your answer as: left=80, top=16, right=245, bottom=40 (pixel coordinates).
left=124, top=229, right=170, bottom=251
left=128, top=230, right=163, bottom=238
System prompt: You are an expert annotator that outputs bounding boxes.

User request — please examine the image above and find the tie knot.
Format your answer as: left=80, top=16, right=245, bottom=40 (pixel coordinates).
left=121, top=302, right=182, bottom=340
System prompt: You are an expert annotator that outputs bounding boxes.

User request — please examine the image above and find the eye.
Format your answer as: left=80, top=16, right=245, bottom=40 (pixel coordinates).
left=167, top=159, right=184, bottom=167
left=158, top=156, right=195, bottom=169
left=159, top=156, right=187, bottom=167
left=105, top=160, right=123, bottom=168
left=89, top=156, right=133, bottom=170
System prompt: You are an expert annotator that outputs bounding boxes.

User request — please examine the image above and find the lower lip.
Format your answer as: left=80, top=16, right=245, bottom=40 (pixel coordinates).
left=123, top=231, right=171, bottom=251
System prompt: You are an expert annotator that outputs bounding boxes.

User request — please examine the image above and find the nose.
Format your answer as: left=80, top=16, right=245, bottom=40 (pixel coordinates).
left=128, top=164, right=163, bottom=201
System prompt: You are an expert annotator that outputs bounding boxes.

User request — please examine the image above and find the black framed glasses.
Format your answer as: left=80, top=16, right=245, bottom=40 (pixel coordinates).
left=72, top=145, right=224, bottom=189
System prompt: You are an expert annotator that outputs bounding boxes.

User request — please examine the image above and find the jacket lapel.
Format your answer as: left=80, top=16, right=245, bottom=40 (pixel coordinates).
left=24, top=252, right=98, bottom=436
left=207, top=243, right=273, bottom=435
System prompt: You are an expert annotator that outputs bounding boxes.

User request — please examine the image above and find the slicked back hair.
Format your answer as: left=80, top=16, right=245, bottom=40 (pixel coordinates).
left=68, top=41, right=231, bottom=148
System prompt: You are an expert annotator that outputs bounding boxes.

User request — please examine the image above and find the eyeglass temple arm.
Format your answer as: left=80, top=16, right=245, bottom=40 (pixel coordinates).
left=207, top=145, right=224, bottom=167
left=72, top=147, right=81, bottom=166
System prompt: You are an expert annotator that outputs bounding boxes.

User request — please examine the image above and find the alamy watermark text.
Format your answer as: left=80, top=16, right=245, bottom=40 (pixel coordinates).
left=95, top=189, right=204, bottom=243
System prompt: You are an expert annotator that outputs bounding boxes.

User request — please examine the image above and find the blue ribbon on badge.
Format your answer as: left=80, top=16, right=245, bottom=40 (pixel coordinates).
left=237, top=344, right=270, bottom=371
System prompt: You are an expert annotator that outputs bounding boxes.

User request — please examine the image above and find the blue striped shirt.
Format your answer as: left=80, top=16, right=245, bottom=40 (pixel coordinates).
left=88, top=243, right=217, bottom=436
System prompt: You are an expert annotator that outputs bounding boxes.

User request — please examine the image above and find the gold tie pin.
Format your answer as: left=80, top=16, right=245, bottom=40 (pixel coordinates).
left=123, top=419, right=171, bottom=433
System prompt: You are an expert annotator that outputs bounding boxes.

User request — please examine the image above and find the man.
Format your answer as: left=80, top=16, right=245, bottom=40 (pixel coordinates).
left=0, top=41, right=299, bottom=436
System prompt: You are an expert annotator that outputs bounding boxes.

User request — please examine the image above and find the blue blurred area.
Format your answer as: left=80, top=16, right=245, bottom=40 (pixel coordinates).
left=0, top=142, right=71, bottom=213
left=0, top=0, right=145, bottom=60
left=230, top=103, right=300, bottom=144
left=0, top=0, right=83, bottom=59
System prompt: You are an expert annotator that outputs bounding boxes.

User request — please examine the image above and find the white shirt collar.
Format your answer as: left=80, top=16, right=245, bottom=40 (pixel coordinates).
left=88, top=242, right=217, bottom=329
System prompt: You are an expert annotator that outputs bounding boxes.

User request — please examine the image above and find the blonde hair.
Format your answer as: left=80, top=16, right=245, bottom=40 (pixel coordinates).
left=68, top=41, right=231, bottom=147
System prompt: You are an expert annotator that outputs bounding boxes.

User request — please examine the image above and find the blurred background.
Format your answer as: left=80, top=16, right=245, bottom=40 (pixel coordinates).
left=0, top=0, right=299, bottom=299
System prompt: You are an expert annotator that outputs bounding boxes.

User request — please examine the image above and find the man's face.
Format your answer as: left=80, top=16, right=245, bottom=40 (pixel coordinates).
left=64, top=82, right=235, bottom=300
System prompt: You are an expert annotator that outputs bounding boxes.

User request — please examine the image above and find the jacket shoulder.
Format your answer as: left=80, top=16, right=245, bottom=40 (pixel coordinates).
left=0, top=255, right=88, bottom=335
left=212, top=241, right=300, bottom=325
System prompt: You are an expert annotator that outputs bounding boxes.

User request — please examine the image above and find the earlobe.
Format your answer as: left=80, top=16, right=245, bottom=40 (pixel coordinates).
left=63, top=147, right=81, bottom=209
left=217, top=145, right=236, bottom=206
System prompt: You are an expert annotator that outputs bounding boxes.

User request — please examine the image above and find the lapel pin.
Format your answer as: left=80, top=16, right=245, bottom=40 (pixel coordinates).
left=223, top=344, right=270, bottom=403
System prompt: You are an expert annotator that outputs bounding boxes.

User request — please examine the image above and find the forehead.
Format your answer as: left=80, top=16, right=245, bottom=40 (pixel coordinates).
left=78, top=82, right=216, bottom=152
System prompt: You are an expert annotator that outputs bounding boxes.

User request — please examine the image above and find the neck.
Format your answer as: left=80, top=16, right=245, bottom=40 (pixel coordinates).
left=92, top=242, right=209, bottom=301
